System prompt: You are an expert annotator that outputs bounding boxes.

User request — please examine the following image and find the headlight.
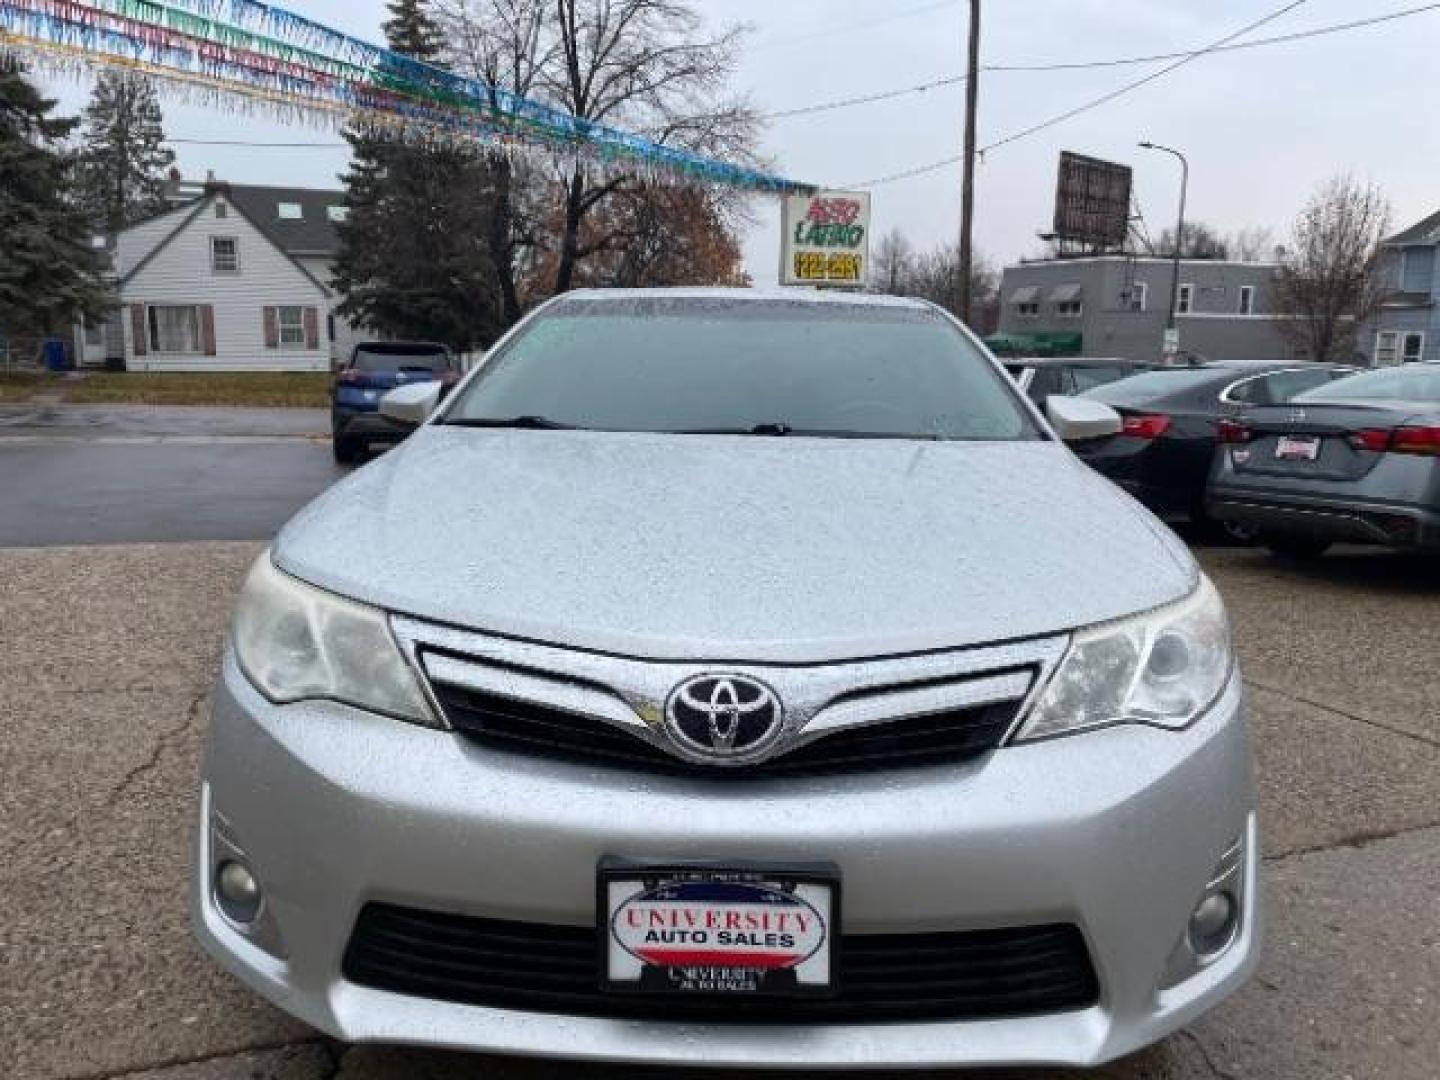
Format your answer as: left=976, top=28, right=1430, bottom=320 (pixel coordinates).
left=231, top=554, right=435, bottom=726
left=1014, top=575, right=1233, bottom=742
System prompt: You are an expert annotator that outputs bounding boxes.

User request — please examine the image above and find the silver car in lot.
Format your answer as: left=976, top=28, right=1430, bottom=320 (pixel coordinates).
left=1209, top=362, right=1440, bottom=557
left=193, top=289, right=1259, bottom=1070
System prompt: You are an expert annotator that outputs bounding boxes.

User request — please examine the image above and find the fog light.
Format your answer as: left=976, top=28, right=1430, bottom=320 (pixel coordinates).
left=216, top=860, right=263, bottom=925
left=1188, top=891, right=1237, bottom=956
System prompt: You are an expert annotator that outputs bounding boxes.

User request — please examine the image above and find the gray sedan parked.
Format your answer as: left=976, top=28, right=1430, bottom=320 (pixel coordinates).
left=194, top=289, right=1257, bottom=1070
left=1208, top=363, right=1440, bottom=557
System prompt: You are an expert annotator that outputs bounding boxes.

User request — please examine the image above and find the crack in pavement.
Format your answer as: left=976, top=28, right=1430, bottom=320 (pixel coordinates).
left=1244, top=678, right=1440, bottom=751
left=1177, top=1028, right=1243, bottom=1080
left=1264, top=819, right=1440, bottom=865
left=68, top=1042, right=331, bottom=1080
left=106, top=685, right=210, bottom=808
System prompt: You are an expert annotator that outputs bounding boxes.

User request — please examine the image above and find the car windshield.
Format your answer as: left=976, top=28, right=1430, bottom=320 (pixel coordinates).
left=1081, top=367, right=1229, bottom=404
left=1294, top=364, right=1440, bottom=403
left=443, top=297, right=1042, bottom=441
left=352, top=346, right=451, bottom=373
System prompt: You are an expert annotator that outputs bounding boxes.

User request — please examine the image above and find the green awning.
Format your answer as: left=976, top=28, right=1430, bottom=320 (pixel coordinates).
left=983, top=332, right=1083, bottom=357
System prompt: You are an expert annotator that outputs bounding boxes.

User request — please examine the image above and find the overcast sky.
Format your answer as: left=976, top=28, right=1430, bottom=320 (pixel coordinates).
left=40, top=0, right=1440, bottom=283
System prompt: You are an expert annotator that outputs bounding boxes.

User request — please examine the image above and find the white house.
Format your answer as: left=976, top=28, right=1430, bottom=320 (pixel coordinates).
left=85, top=180, right=363, bottom=372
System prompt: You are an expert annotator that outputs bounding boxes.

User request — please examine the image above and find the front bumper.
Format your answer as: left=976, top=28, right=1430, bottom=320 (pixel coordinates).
left=193, top=653, right=1260, bottom=1070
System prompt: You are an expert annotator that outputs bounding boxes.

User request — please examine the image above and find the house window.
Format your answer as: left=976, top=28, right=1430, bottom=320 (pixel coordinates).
left=1016, top=302, right=1040, bottom=318
left=276, top=306, right=307, bottom=348
left=1123, top=282, right=1148, bottom=312
left=327, top=205, right=349, bottom=223
left=1376, top=331, right=1425, bottom=366
left=1177, top=284, right=1195, bottom=315
left=278, top=202, right=304, bottom=220
left=1056, top=300, right=1083, bottom=318
left=215, top=201, right=228, bottom=219
left=211, top=236, right=240, bottom=274
left=1238, top=285, right=1255, bottom=315
left=1401, top=247, right=1435, bottom=293
left=1402, top=332, right=1425, bottom=363
left=148, top=306, right=202, bottom=353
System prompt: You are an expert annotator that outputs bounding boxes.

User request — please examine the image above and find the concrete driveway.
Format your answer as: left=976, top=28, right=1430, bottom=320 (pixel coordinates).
left=2, top=542, right=1436, bottom=1080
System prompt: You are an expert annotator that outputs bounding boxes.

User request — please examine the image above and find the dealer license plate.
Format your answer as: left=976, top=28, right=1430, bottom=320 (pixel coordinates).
left=600, top=862, right=838, bottom=997
left=1275, top=435, right=1321, bottom=461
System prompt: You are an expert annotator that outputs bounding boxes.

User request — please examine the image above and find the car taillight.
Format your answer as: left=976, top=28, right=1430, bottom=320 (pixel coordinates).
left=1348, top=429, right=1393, bottom=453
left=1122, top=414, right=1172, bottom=440
left=1392, top=425, right=1440, bottom=456
left=1216, top=419, right=1252, bottom=444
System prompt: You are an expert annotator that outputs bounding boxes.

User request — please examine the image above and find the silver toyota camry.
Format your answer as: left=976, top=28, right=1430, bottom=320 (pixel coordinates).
left=193, top=289, right=1259, bottom=1070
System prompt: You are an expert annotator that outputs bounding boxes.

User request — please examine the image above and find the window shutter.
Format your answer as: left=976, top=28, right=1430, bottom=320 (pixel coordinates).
left=200, top=306, right=217, bottom=356
left=303, top=307, right=320, bottom=350
left=263, top=306, right=279, bottom=349
left=130, top=304, right=147, bottom=356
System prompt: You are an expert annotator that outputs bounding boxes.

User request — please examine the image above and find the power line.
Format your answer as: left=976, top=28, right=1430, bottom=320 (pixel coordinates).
left=764, top=74, right=966, bottom=120
left=851, top=0, right=1440, bottom=187
left=978, top=0, right=1311, bottom=156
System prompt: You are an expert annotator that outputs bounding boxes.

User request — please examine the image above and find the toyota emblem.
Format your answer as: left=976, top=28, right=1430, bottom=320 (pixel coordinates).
left=664, top=675, right=784, bottom=762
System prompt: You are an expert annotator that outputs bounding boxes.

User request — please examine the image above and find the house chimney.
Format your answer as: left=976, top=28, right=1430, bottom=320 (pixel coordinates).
left=203, top=170, right=231, bottom=198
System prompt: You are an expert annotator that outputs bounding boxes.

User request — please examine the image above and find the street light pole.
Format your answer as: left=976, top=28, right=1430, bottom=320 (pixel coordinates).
left=1139, top=140, right=1188, bottom=363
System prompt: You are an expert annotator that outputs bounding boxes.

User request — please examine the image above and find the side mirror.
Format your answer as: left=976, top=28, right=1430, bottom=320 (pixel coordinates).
left=380, top=381, right=443, bottom=427
left=1046, top=395, right=1123, bottom=442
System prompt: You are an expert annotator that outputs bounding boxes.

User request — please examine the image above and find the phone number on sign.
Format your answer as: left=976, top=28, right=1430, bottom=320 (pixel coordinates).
left=794, top=252, right=863, bottom=283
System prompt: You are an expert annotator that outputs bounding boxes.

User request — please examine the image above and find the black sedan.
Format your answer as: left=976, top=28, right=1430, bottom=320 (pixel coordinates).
left=1003, top=357, right=1151, bottom=406
left=1207, top=363, right=1440, bottom=558
left=1075, top=361, right=1356, bottom=538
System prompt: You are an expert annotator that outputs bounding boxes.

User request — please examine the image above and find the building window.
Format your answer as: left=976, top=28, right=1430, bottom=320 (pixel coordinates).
left=327, top=205, right=349, bottom=223
left=1122, top=282, right=1148, bottom=312
left=1238, top=285, right=1255, bottom=315
left=215, top=201, right=228, bottom=219
left=1016, top=302, right=1040, bottom=318
left=278, top=202, right=304, bottom=220
left=1177, top=283, right=1195, bottom=315
left=1376, top=331, right=1425, bottom=366
left=1401, top=247, right=1435, bottom=293
left=1402, top=332, right=1425, bottom=363
left=211, top=236, right=240, bottom=274
left=276, top=306, right=306, bottom=348
left=148, top=306, right=202, bottom=353
left=1056, top=300, right=1083, bottom=318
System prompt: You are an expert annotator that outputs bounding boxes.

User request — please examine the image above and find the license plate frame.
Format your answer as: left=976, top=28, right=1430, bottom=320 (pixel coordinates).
left=598, top=858, right=841, bottom=999
left=1275, top=435, right=1322, bottom=462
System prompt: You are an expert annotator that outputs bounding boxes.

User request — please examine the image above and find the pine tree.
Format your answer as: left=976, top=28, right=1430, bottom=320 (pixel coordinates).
left=0, top=59, right=110, bottom=344
left=76, top=71, right=175, bottom=233
left=332, top=0, right=503, bottom=350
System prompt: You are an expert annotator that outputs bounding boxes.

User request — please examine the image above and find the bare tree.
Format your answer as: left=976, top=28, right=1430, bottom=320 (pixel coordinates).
left=1228, top=225, right=1277, bottom=263
left=870, top=228, right=913, bottom=294
left=1155, top=220, right=1229, bottom=260
left=901, top=241, right=999, bottom=331
left=544, top=0, right=760, bottom=294
left=1274, top=175, right=1391, bottom=362
left=436, top=0, right=554, bottom=325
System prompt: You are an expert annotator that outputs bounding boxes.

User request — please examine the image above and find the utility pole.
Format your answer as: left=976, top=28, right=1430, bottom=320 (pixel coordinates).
left=1139, top=140, right=1188, bottom=364
left=958, top=0, right=981, bottom=325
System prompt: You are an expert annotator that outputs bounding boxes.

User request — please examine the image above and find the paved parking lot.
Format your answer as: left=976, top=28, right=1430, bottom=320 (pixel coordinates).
left=2, top=542, right=1436, bottom=1080
left=2, top=406, right=1437, bottom=1079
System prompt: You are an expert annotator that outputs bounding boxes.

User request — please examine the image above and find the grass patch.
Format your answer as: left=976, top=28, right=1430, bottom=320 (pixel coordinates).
left=0, top=372, right=331, bottom=408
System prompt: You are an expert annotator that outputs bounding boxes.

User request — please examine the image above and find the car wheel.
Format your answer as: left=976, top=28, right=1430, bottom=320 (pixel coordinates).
left=333, top=434, right=364, bottom=464
left=1220, top=519, right=1261, bottom=545
left=1263, top=533, right=1331, bottom=560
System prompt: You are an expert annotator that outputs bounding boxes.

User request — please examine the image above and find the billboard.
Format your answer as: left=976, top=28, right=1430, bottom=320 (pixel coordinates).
left=780, top=191, right=871, bottom=288
left=1053, top=152, right=1132, bottom=249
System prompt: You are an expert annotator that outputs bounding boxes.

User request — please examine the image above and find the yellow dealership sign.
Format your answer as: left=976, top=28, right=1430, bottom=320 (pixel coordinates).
left=780, top=191, right=871, bottom=288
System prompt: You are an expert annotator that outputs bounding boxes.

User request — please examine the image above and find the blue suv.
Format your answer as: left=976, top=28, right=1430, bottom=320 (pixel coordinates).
left=331, top=342, right=460, bottom=463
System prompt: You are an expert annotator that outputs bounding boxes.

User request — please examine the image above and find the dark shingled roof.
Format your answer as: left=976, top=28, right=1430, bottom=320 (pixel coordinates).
left=224, top=184, right=347, bottom=257
left=1384, top=208, right=1440, bottom=246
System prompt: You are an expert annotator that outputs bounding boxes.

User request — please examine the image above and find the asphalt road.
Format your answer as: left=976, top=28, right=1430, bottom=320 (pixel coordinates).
left=0, top=405, right=344, bottom=547
left=2, top=405, right=1437, bottom=1079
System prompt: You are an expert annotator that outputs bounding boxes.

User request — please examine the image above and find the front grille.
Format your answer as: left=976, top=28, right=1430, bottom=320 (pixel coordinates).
left=343, top=903, right=1100, bottom=1024
left=432, top=683, right=1020, bottom=779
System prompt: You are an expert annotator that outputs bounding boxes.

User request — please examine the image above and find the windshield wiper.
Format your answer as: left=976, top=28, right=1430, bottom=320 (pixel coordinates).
left=671, top=424, right=945, bottom=440
left=443, top=416, right=580, bottom=430
left=674, top=423, right=795, bottom=436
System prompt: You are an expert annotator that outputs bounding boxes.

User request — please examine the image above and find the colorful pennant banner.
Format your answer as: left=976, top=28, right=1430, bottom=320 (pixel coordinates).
left=0, top=0, right=811, bottom=194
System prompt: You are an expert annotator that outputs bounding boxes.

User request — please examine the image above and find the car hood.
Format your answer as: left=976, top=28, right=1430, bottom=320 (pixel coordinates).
left=274, top=428, right=1196, bottom=662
